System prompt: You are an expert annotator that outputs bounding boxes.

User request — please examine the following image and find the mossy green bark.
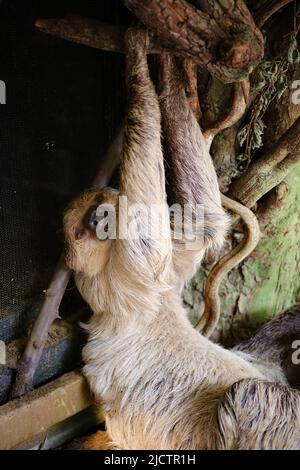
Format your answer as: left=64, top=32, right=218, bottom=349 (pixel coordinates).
left=247, top=166, right=300, bottom=321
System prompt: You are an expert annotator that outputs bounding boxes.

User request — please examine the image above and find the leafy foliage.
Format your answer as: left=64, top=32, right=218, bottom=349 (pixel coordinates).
left=237, top=33, right=299, bottom=166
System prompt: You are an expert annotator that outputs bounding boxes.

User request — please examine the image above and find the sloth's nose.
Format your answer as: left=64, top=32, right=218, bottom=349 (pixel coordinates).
left=83, top=205, right=109, bottom=235
left=83, top=205, right=100, bottom=232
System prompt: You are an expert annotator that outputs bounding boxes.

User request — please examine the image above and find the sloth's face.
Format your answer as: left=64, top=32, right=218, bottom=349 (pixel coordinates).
left=64, top=188, right=119, bottom=277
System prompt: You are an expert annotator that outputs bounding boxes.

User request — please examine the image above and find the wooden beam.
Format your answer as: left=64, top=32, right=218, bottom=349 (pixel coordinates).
left=13, top=404, right=104, bottom=450
left=0, top=371, right=93, bottom=450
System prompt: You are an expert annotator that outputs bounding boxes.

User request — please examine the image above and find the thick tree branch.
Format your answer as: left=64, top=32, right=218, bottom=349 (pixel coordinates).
left=10, top=129, right=123, bottom=398
left=262, top=151, right=300, bottom=190
left=35, top=16, right=162, bottom=54
left=234, top=151, right=300, bottom=209
left=36, top=2, right=264, bottom=83
left=122, top=0, right=264, bottom=82
left=229, top=116, right=300, bottom=207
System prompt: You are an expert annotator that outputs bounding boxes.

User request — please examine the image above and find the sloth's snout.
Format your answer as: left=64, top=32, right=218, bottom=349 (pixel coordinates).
left=83, top=205, right=109, bottom=235
left=83, top=205, right=100, bottom=232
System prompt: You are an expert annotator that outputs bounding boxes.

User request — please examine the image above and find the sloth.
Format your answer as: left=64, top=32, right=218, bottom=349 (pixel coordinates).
left=64, top=29, right=300, bottom=450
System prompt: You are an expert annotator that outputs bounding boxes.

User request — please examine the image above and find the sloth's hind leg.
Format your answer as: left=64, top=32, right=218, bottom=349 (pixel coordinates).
left=233, top=305, right=300, bottom=387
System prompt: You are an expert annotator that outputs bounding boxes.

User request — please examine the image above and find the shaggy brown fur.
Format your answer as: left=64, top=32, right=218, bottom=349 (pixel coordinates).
left=64, top=29, right=300, bottom=450
left=65, top=431, right=113, bottom=450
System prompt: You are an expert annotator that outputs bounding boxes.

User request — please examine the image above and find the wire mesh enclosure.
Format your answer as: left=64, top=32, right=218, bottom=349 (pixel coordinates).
left=0, top=0, right=126, bottom=402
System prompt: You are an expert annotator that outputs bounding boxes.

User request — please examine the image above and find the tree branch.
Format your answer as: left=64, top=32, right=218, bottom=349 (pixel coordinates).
left=122, top=0, right=264, bottom=82
left=195, top=194, right=261, bottom=337
left=10, top=128, right=123, bottom=398
left=10, top=256, right=71, bottom=398
left=35, top=16, right=162, bottom=54
left=36, top=0, right=264, bottom=83
left=255, top=0, right=295, bottom=28
left=229, top=116, right=300, bottom=207
left=203, top=80, right=249, bottom=148
left=182, top=58, right=202, bottom=121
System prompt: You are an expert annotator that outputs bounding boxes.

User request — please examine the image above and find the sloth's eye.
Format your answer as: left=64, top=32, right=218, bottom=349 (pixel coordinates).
left=75, top=228, right=85, bottom=240
left=89, top=209, right=99, bottom=229
left=88, top=208, right=101, bottom=231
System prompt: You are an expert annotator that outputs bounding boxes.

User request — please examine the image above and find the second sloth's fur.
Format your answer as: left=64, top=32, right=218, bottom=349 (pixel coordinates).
left=64, top=30, right=300, bottom=449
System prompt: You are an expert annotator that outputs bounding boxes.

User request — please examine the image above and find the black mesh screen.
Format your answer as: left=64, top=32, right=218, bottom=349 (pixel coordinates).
left=0, top=0, right=127, bottom=333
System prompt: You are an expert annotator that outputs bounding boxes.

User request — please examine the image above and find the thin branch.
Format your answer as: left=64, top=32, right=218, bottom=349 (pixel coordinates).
left=92, top=128, right=123, bottom=189
left=203, top=80, right=250, bottom=149
left=229, top=116, right=300, bottom=207
left=182, top=58, right=201, bottom=121
left=10, top=128, right=123, bottom=399
left=255, top=0, right=295, bottom=28
left=195, top=194, right=261, bottom=337
left=10, top=256, right=71, bottom=398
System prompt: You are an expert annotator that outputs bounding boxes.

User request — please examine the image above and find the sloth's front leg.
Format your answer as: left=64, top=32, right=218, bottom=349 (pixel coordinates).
left=114, top=28, right=173, bottom=284
left=158, top=55, right=229, bottom=289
